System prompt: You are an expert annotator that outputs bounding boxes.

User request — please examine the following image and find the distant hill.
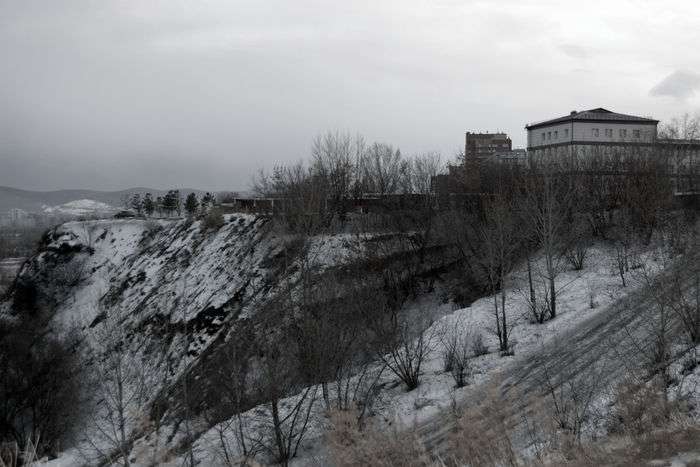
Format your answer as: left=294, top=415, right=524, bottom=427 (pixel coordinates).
left=0, top=186, right=207, bottom=215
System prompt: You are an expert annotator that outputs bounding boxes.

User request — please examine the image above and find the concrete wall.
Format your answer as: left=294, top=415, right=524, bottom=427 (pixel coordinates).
left=528, top=122, right=573, bottom=148
left=572, top=122, right=656, bottom=144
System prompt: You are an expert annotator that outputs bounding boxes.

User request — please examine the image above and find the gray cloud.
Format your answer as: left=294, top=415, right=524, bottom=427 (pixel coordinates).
left=559, top=44, right=589, bottom=59
left=1, top=1, right=700, bottom=191
left=650, top=70, right=700, bottom=100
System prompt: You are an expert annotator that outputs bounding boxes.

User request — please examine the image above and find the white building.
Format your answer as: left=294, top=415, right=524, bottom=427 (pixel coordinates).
left=524, top=107, right=700, bottom=193
left=525, top=108, right=659, bottom=166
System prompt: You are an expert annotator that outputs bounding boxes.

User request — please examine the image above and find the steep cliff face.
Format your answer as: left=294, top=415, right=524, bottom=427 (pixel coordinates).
left=0, top=216, right=292, bottom=458
left=0, top=214, right=454, bottom=463
left=4, top=216, right=276, bottom=346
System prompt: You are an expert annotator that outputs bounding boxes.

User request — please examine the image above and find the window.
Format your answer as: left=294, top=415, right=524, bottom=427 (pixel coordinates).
left=633, top=129, right=640, bottom=138
left=542, top=132, right=546, bottom=142
left=564, top=128, right=569, bottom=138
left=593, top=128, right=599, bottom=137
left=605, top=128, right=613, bottom=137
left=620, top=129, right=627, bottom=138
left=554, top=130, right=558, bottom=139
left=548, top=131, right=551, bottom=140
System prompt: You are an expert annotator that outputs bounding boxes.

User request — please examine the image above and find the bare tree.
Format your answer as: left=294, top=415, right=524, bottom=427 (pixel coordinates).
left=409, top=152, right=443, bottom=195
left=610, top=215, right=635, bottom=288
left=519, top=168, right=572, bottom=322
left=310, top=131, right=364, bottom=221
left=478, top=195, right=519, bottom=353
left=362, top=142, right=403, bottom=196
left=83, top=314, right=149, bottom=467
left=658, top=112, right=700, bottom=140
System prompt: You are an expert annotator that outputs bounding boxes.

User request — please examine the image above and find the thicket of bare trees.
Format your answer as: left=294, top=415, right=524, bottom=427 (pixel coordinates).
left=252, top=131, right=443, bottom=229
left=0, top=319, right=78, bottom=460
left=658, top=112, right=700, bottom=140
left=82, top=314, right=151, bottom=467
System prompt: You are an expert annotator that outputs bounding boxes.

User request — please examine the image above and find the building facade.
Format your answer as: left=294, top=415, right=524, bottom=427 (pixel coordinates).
left=525, top=107, right=700, bottom=193
left=465, top=132, right=512, bottom=160
left=526, top=108, right=659, bottom=167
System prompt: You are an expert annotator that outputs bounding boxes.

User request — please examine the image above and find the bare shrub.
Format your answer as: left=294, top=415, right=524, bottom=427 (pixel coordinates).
left=565, top=243, right=588, bottom=271
left=564, top=221, right=590, bottom=271
left=440, top=323, right=474, bottom=388
left=379, top=319, right=434, bottom=391
left=607, top=379, right=670, bottom=437
left=521, top=281, right=556, bottom=324
left=666, top=250, right=700, bottom=345
left=441, top=343, right=455, bottom=373
left=603, top=379, right=700, bottom=464
left=471, top=332, right=489, bottom=356
left=326, top=410, right=431, bottom=467
left=539, top=362, right=606, bottom=445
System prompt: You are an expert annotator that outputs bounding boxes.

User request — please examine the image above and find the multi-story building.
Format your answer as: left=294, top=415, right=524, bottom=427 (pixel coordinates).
left=525, top=107, right=700, bottom=193
left=465, top=132, right=512, bottom=160
left=525, top=108, right=659, bottom=166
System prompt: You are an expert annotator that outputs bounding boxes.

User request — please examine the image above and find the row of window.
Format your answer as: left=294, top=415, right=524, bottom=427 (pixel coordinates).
left=541, top=128, right=570, bottom=141
left=541, top=128, right=642, bottom=142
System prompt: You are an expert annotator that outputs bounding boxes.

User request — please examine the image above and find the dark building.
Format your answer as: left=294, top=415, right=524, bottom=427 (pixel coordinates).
left=465, top=132, right=512, bottom=160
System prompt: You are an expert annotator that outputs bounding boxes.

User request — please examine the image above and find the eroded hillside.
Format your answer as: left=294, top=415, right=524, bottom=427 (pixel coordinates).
left=0, top=214, right=458, bottom=465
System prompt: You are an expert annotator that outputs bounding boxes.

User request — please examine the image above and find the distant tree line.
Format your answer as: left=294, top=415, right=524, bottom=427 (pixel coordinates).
left=125, top=191, right=216, bottom=218
left=251, top=131, right=443, bottom=228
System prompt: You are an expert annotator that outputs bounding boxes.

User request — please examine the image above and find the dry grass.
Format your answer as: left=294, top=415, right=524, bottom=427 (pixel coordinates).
left=446, top=383, right=522, bottom=467
left=0, top=438, right=40, bottom=467
left=540, top=378, right=700, bottom=466
left=327, top=410, right=434, bottom=467
left=440, top=372, right=700, bottom=467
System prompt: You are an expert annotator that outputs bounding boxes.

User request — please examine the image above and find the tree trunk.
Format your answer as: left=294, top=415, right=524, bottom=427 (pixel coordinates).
left=271, top=399, right=288, bottom=466
left=322, top=382, right=330, bottom=411
left=549, top=275, right=556, bottom=319
left=527, top=254, right=536, bottom=311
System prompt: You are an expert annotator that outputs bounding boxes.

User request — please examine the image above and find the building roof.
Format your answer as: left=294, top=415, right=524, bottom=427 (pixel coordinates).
left=525, top=108, right=659, bottom=130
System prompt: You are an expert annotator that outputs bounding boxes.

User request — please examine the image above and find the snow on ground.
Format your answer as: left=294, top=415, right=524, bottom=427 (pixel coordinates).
left=359, top=245, right=642, bottom=428
left=177, top=244, right=659, bottom=466
left=42, top=199, right=118, bottom=217
left=29, top=231, right=684, bottom=467
left=47, top=219, right=156, bottom=331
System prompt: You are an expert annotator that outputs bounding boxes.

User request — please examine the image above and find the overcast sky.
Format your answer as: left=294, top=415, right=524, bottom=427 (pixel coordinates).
left=2, top=0, right=700, bottom=191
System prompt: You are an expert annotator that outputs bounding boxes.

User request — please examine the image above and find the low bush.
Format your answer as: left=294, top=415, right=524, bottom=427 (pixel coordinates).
left=471, top=332, right=489, bottom=356
left=202, top=208, right=225, bottom=231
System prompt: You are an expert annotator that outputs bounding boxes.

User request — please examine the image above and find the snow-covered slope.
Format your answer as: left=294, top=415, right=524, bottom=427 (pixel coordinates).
left=1, top=215, right=454, bottom=466
left=41, top=199, right=118, bottom=217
